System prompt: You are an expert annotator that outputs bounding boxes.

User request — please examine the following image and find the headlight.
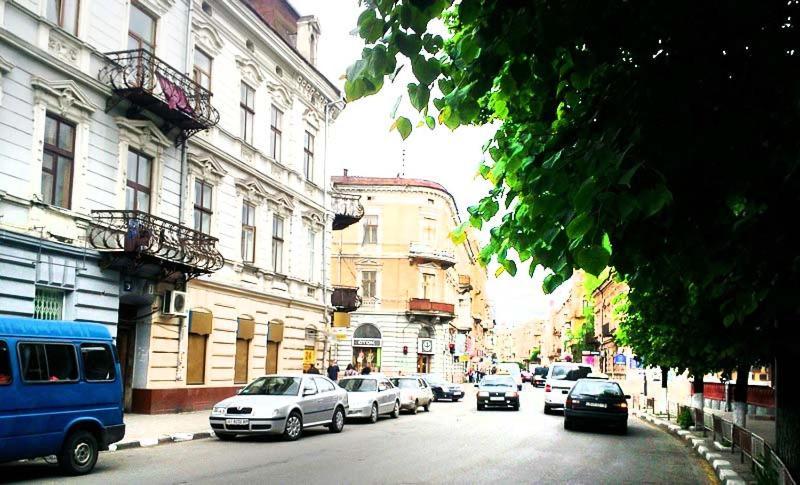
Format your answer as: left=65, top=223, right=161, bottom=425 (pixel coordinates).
left=478, top=391, right=489, bottom=397
left=265, top=408, right=280, bottom=417
left=212, top=406, right=227, bottom=415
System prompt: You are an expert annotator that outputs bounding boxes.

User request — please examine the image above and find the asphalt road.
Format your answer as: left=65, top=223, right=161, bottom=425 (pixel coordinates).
left=1, top=385, right=715, bottom=484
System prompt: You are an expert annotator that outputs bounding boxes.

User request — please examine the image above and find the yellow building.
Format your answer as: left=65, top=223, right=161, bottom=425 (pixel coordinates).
left=329, top=174, right=490, bottom=381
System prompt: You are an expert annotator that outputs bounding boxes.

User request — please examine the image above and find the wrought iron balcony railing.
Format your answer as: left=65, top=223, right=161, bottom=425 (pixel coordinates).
left=408, top=242, right=457, bottom=269
left=99, top=49, right=220, bottom=142
left=331, top=286, right=362, bottom=312
left=88, top=210, right=224, bottom=280
left=331, top=191, right=364, bottom=230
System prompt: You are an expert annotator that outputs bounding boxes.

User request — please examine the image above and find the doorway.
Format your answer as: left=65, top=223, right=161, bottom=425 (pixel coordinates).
left=417, top=354, right=431, bottom=374
left=266, top=341, right=279, bottom=374
left=117, top=304, right=138, bottom=412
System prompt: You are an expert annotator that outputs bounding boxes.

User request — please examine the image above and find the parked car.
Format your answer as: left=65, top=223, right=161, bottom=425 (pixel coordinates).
left=532, top=366, right=549, bottom=388
left=0, top=317, right=125, bottom=475
left=420, top=374, right=464, bottom=401
left=476, top=374, right=520, bottom=411
left=564, top=378, right=630, bottom=434
left=521, top=370, right=533, bottom=383
left=339, top=375, right=400, bottom=422
left=209, top=374, right=347, bottom=441
left=496, top=362, right=523, bottom=390
left=543, top=362, right=592, bottom=414
left=389, top=376, right=433, bottom=414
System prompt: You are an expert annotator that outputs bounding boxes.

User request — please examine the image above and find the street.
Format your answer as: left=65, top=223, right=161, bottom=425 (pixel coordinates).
left=1, top=386, right=714, bottom=484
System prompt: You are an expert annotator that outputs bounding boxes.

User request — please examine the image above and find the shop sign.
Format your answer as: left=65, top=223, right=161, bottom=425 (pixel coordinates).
left=335, top=331, right=348, bottom=340
left=613, top=353, right=627, bottom=365
left=353, top=338, right=381, bottom=347
left=418, top=338, right=434, bottom=354
left=459, top=354, right=469, bottom=363
left=303, top=348, right=315, bottom=367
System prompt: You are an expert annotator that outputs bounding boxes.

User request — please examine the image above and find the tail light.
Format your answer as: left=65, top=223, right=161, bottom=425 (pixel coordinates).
left=565, top=397, right=572, bottom=408
left=545, top=384, right=551, bottom=392
left=505, top=391, right=518, bottom=398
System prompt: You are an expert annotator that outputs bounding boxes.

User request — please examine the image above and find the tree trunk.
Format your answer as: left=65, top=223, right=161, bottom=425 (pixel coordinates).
left=776, top=346, right=800, bottom=479
left=691, top=373, right=704, bottom=409
left=733, top=363, right=749, bottom=428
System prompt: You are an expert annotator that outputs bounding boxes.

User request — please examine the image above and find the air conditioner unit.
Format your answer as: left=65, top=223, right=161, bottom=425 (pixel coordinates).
left=162, top=290, right=189, bottom=317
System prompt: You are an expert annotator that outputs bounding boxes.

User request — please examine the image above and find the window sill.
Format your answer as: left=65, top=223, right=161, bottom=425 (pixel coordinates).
left=31, top=199, right=92, bottom=223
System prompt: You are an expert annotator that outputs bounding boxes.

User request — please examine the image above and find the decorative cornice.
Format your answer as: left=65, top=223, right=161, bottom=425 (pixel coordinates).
left=235, top=177, right=270, bottom=203
left=301, top=210, right=324, bottom=227
left=136, top=0, right=176, bottom=17
left=236, top=55, right=265, bottom=85
left=0, top=55, right=14, bottom=74
left=266, top=80, right=293, bottom=109
left=115, top=117, right=171, bottom=150
left=192, top=17, right=224, bottom=57
left=296, top=74, right=325, bottom=109
left=268, top=193, right=294, bottom=213
left=302, top=106, right=323, bottom=129
left=31, top=76, right=98, bottom=118
left=188, top=151, right=228, bottom=182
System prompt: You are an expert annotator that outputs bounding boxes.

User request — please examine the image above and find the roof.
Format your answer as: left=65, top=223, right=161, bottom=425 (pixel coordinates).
left=0, top=317, right=112, bottom=340
left=331, top=176, right=450, bottom=194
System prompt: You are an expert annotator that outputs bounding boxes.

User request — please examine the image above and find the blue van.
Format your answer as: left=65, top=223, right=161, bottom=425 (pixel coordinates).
left=0, top=317, right=125, bottom=475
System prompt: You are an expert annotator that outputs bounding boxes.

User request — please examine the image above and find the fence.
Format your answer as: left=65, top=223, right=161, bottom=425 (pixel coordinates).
left=664, top=402, right=796, bottom=485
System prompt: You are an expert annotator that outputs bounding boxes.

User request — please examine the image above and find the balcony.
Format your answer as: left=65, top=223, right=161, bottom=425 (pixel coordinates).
left=99, top=49, right=220, bottom=144
left=331, top=286, right=362, bottom=313
left=88, top=210, right=224, bottom=281
left=408, top=242, right=456, bottom=269
left=331, top=191, right=364, bottom=230
left=407, top=298, right=455, bottom=320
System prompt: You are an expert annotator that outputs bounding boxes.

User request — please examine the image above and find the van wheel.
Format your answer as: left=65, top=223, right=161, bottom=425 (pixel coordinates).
left=58, top=430, right=98, bottom=475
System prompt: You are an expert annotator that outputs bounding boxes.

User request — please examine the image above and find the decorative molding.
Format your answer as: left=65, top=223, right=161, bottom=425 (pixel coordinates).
left=268, top=193, right=294, bottom=214
left=296, top=74, right=325, bottom=109
left=301, top=210, right=324, bottom=227
left=48, top=28, right=80, bottom=65
left=192, top=18, right=224, bottom=57
left=115, top=117, right=171, bottom=152
left=302, top=106, right=323, bottom=130
left=31, top=77, right=98, bottom=121
left=0, top=55, right=13, bottom=105
left=236, top=55, right=265, bottom=85
left=266, top=80, right=293, bottom=110
left=187, top=152, right=227, bottom=183
left=136, top=0, right=176, bottom=17
left=355, top=259, right=382, bottom=267
left=235, top=177, right=270, bottom=203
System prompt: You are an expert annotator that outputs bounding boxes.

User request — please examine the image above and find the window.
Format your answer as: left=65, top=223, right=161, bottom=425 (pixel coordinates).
left=234, top=338, right=249, bottom=384
left=0, top=341, right=11, bottom=385
left=270, top=105, right=283, bottom=161
left=362, top=215, right=378, bottom=244
left=19, top=343, right=78, bottom=382
left=423, top=273, right=435, bottom=299
left=272, top=215, right=284, bottom=273
left=303, top=130, right=315, bottom=181
left=126, top=150, right=152, bottom=212
left=193, top=179, right=213, bottom=234
left=307, top=227, right=316, bottom=281
left=240, top=82, right=255, bottom=144
left=362, top=271, right=376, bottom=298
left=193, top=48, right=212, bottom=91
left=422, top=217, right=436, bottom=243
left=47, top=0, right=80, bottom=35
left=314, top=377, right=335, bottom=392
left=41, top=114, right=75, bottom=209
left=80, top=343, right=115, bottom=382
left=240, top=202, right=256, bottom=263
left=128, top=2, right=156, bottom=52
left=34, top=287, right=64, bottom=320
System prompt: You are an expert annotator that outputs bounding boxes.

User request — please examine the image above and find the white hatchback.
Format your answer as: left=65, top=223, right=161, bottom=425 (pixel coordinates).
left=543, top=363, right=592, bottom=414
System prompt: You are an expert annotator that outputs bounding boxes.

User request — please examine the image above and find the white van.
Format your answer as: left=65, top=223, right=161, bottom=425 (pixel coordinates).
left=543, top=362, right=592, bottom=413
left=496, top=363, right=523, bottom=390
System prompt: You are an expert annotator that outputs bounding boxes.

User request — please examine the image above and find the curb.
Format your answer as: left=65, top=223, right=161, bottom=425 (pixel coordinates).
left=636, top=411, right=744, bottom=485
left=108, top=431, right=216, bottom=452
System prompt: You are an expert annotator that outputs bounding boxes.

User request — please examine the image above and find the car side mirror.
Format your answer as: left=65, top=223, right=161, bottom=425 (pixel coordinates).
left=624, top=394, right=631, bottom=399
left=303, top=388, right=317, bottom=396
left=474, top=383, right=479, bottom=388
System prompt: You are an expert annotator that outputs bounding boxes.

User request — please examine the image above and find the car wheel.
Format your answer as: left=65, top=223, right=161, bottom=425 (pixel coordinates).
left=390, top=400, right=400, bottom=418
left=58, top=429, right=98, bottom=476
left=543, top=404, right=552, bottom=415
left=329, top=406, right=345, bottom=433
left=477, top=403, right=484, bottom=411
left=369, top=403, right=379, bottom=423
left=411, top=400, right=419, bottom=415
left=433, top=396, right=439, bottom=402
left=518, top=385, right=523, bottom=391
left=423, top=400, right=430, bottom=412
left=618, top=422, right=628, bottom=435
left=564, top=417, right=573, bottom=430
left=283, top=411, right=303, bottom=441
left=513, top=404, right=520, bottom=411
left=215, top=432, right=236, bottom=441
left=453, top=398, right=459, bottom=402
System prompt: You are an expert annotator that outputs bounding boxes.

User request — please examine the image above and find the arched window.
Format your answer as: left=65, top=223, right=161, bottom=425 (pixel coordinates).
left=354, top=323, right=381, bottom=339
left=418, top=326, right=433, bottom=338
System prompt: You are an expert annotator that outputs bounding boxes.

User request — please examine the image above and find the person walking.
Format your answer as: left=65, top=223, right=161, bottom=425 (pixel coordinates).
left=307, top=363, right=321, bottom=374
left=345, top=363, right=357, bottom=376
left=327, top=360, right=340, bottom=382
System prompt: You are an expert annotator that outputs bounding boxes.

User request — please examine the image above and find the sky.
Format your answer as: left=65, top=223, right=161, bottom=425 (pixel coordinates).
left=292, top=0, right=561, bottom=325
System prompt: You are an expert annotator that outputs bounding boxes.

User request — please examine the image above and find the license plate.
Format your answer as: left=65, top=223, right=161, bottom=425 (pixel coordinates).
left=585, top=402, right=607, bottom=408
left=226, top=418, right=249, bottom=425
left=490, top=397, right=505, bottom=401
left=562, top=390, right=568, bottom=394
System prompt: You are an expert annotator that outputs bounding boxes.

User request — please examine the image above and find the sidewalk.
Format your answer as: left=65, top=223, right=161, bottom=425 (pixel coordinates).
left=703, top=408, right=776, bottom=448
left=116, top=411, right=214, bottom=449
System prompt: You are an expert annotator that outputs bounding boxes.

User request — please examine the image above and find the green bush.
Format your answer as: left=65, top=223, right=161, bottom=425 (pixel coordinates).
left=677, top=408, right=694, bottom=429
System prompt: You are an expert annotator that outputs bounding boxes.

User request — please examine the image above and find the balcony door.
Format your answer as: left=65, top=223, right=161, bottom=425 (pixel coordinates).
left=128, top=3, right=156, bottom=89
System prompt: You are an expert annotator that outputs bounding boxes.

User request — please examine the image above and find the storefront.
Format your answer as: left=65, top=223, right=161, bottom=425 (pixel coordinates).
left=417, top=337, right=434, bottom=373
left=352, top=324, right=382, bottom=372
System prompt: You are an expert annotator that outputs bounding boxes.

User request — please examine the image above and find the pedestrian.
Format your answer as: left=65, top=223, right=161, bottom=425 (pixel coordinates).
left=361, top=365, right=371, bottom=375
left=326, top=360, right=340, bottom=382
left=345, top=363, right=357, bottom=376
left=307, top=363, right=320, bottom=374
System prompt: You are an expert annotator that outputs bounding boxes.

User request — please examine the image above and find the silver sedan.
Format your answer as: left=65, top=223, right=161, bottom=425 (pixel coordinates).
left=209, top=375, right=348, bottom=441
left=339, top=375, right=401, bottom=422
left=390, top=376, right=434, bottom=414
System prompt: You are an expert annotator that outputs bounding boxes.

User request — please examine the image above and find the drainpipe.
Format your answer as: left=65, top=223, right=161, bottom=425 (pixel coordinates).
left=320, top=99, right=341, bottom=367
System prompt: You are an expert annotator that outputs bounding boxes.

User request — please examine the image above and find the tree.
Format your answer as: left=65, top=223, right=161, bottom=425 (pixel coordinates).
left=347, top=1, right=800, bottom=476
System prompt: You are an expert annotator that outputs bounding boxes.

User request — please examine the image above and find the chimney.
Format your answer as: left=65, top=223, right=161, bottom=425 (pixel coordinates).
left=343, top=169, right=348, bottom=176
left=296, top=15, right=321, bottom=66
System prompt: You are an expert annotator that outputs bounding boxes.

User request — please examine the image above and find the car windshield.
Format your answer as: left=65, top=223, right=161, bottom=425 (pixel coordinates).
left=551, top=366, right=591, bottom=380
left=534, top=367, right=548, bottom=376
left=390, top=378, right=417, bottom=389
left=240, top=376, right=300, bottom=396
left=480, top=377, right=515, bottom=387
left=339, top=379, right=377, bottom=392
left=573, top=380, right=624, bottom=397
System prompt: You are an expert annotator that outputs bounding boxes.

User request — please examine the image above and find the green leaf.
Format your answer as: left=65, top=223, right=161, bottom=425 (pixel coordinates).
left=458, top=0, right=481, bottom=24
left=618, top=163, right=641, bottom=187
left=396, top=116, right=413, bottom=140
left=450, top=222, right=468, bottom=244
left=543, top=273, right=564, bottom=294
left=408, top=83, right=430, bottom=111
left=390, top=95, right=402, bottom=119
left=494, top=265, right=505, bottom=278
left=573, top=176, right=597, bottom=211
left=502, top=259, right=517, bottom=277
left=395, top=32, right=422, bottom=57
left=425, top=115, right=435, bottom=129
left=566, top=213, right=594, bottom=239
left=411, top=55, right=441, bottom=86
left=575, top=246, right=611, bottom=276
left=542, top=149, right=563, bottom=169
